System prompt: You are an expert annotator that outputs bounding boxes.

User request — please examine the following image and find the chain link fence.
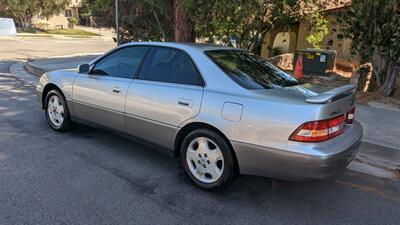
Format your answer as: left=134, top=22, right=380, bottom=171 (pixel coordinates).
left=0, top=18, right=17, bottom=36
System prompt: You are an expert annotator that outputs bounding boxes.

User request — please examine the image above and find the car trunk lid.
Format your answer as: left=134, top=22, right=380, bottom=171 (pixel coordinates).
left=304, top=84, right=356, bottom=104
left=250, top=83, right=356, bottom=120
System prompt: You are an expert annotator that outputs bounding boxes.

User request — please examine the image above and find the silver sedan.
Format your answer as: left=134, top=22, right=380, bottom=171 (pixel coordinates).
left=36, top=42, right=362, bottom=190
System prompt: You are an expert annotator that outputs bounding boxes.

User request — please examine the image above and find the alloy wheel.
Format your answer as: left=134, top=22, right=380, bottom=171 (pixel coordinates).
left=185, top=137, right=224, bottom=183
left=47, top=95, right=65, bottom=127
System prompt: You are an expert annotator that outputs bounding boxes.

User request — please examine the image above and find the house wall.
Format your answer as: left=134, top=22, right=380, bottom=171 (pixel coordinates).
left=261, top=7, right=359, bottom=68
left=272, top=32, right=292, bottom=54
left=32, top=0, right=82, bottom=29
left=307, top=13, right=358, bottom=67
left=261, top=25, right=299, bottom=59
left=33, top=13, right=69, bottom=29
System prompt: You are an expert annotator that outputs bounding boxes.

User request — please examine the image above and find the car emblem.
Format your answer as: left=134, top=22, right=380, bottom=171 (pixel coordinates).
left=329, top=110, right=341, bottom=116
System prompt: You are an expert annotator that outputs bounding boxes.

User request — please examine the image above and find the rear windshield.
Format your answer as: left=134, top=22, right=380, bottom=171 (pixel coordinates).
left=205, top=50, right=301, bottom=89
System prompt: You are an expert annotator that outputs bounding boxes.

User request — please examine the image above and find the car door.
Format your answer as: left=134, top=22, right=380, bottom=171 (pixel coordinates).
left=125, top=47, right=205, bottom=149
left=72, top=46, right=149, bottom=131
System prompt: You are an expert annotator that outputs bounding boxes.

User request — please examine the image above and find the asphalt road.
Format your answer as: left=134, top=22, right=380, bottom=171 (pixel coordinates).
left=0, top=61, right=400, bottom=225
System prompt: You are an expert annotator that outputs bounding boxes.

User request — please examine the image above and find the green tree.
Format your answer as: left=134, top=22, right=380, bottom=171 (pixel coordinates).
left=340, top=0, right=400, bottom=96
left=190, top=0, right=294, bottom=52
left=1, top=0, right=69, bottom=28
left=82, top=0, right=327, bottom=52
left=82, top=0, right=195, bottom=42
left=301, top=0, right=329, bottom=49
left=305, top=13, right=328, bottom=49
left=190, top=0, right=327, bottom=52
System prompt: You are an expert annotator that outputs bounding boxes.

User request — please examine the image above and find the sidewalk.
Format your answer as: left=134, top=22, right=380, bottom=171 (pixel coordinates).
left=17, top=55, right=400, bottom=180
left=357, top=104, right=400, bottom=151
left=25, top=54, right=101, bottom=76
left=75, top=26, right=115, bottom=40
left=15, top=26, right=115, bottom=41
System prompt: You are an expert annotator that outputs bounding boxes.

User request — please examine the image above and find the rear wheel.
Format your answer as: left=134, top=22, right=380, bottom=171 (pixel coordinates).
left=45, top=90, right=74, bottom=132
left=180, top=129, right=236, bottom=190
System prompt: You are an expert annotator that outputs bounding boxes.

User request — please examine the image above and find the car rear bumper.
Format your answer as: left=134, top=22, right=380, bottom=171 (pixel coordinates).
left=232, top=121, right=363, bottom=181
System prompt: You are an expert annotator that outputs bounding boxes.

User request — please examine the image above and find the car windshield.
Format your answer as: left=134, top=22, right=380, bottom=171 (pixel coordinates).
left=205, top=50, right=301, bottom=89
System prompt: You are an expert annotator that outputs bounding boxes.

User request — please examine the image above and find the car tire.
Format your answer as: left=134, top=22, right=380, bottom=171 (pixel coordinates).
left=180, top=129, right=236, bottom=190
left=44, top=90, right=74, bottom=132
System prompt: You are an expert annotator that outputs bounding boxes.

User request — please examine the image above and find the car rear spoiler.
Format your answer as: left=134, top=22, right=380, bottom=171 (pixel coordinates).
left=305, top=84, right=356, bottom=104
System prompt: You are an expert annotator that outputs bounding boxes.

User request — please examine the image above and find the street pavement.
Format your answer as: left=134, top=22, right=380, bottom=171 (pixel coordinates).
left=357, top=104, right=400, bottom=150
left=1, top=59, right=400, bottom=225
left=25, top=55, right=101, bottom=76
left=1, top=37, right=400, bottom=224
left=0, top=36, right=115, bottom=60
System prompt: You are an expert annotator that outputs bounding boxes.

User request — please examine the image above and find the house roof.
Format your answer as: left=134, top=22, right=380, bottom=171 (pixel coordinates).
left=323, top=0, right=351, bottom=11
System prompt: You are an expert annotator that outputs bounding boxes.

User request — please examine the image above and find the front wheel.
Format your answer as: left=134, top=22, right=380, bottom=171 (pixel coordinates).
left=180, top=129, right=236, bottom=190
left=45, top=90, right=74, bottom=132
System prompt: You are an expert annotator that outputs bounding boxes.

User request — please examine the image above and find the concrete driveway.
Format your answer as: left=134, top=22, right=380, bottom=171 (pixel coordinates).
left=0, top=60, right=399, bottom=225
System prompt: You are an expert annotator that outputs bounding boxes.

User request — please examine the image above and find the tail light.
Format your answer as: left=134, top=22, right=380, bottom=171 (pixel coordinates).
left=289, top=107, right=356, bottom=143
left=289, top=115, right=345, bottom=142
left=345, top=107, right=356, bottom=124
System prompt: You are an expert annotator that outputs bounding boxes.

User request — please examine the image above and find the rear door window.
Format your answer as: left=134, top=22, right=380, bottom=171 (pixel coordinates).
left=139, top=47, right=203, bottom=86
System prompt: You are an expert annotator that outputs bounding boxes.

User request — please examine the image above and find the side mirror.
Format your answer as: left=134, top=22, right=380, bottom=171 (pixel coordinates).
left=77, top=64, right=90, bottom=73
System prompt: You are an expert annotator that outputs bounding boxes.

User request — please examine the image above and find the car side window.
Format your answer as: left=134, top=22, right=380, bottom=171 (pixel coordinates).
left=92, top=47, right=148, bottom=78
left=139, top=47, right=202, bottom=85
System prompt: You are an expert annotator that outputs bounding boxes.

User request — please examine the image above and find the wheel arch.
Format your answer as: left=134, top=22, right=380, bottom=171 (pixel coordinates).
left=174, top=122, right=240, bottom=174
left=41, top=83, right=64, bottom=109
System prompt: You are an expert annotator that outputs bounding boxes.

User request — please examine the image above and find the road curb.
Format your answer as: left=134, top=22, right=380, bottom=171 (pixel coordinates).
left=25, top=61, right=48, bottom=77
left=349, top=142, right=400, bottom=180
left=16, top=34, right=112, bottom=40
left=9, top=61, right=39, bottom=86
left=29, top=52, right=103, bottom=60
left=24, top=53, right=102, bottom=77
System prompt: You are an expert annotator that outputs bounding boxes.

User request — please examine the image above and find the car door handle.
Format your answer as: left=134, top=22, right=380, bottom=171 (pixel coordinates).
left=112, top=87, right=122, bottom=93
left=178, top=98, right=191, bottom=106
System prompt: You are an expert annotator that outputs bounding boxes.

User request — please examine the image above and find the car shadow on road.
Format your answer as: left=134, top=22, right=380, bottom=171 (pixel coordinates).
left=63, top=123, right=400, bottom=203
left=2, top=61, right=399, bottom=224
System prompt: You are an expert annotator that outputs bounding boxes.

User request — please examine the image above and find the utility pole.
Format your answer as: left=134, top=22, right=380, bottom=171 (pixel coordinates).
left=115, top=0, right=120, bottom=46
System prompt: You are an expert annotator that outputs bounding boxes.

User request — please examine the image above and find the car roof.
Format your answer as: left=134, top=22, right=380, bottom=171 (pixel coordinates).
left=89, top=42, right=242, bottom=66
left=120, top=42, right=241, bottom=52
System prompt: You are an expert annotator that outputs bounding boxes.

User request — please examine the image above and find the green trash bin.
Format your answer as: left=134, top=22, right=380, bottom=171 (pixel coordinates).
left=293, top=49, right=336, bottom=75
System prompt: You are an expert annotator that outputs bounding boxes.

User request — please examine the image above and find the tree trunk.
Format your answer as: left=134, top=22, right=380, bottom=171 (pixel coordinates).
left=248, top=26, right=271, bottom=54
left=247, top=32, right=259, bottom=53
left=21, top=15, right=29, bottom=28
left=372, top=51, right=386, bottom=88
left=151, top=8, right=166, bottom=41
left=173, top=0, right=195, bottom=42
left=20, top=13, right=33, bottom=28
left=379, top=58, right=400, bottom=96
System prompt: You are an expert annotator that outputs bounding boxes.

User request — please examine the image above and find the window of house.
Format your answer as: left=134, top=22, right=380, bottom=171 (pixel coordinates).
left=64, top=10, right=72, bottom=18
